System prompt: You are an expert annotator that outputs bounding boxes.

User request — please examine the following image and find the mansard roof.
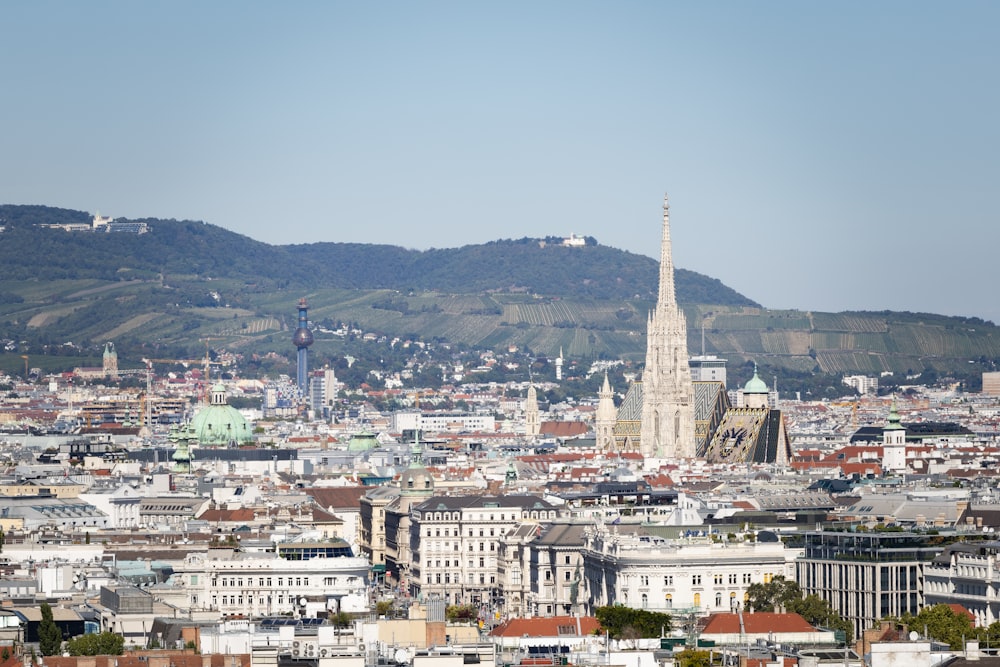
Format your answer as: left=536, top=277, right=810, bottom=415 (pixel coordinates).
left=414, top=494, right=555, bottom=513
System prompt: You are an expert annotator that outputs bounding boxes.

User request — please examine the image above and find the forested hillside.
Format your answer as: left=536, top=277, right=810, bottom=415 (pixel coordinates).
left=0, top=204, right=997, bottom=390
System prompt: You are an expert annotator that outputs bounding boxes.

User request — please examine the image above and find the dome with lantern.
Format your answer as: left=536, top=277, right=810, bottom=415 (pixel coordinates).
left=188, top=382, right=254, bottom=446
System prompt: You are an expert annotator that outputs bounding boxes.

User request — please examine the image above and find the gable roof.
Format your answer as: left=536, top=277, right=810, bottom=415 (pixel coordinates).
left=701, top=612, right=816, bottom=635
left=490, top=615, right=600, bottom=638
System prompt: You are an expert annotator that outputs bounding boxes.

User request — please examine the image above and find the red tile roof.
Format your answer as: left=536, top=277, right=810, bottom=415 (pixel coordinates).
left=701, top=612, right=816, bottom=635
left=490, top=615, right=601, bottom=638
left=303, top=486, right=367, bottom=510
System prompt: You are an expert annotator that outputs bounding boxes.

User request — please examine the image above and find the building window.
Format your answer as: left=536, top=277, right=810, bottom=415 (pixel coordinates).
left=664, top=575, right=673, bottom=586
left=714, top=574, right=723, bottom=585
left=642, top=593, right=648, bottom=608
left=692, top=574, right=702, bottom=586
left=716, top=593, right=722, bottom=607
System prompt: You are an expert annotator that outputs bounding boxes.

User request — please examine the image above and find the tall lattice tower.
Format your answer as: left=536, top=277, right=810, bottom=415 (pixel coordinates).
left=639, top=195, right=695, bottom=458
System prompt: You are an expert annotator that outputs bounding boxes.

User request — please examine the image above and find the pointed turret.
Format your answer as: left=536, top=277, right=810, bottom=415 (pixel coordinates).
left=595, top=372, right=617, bottom=451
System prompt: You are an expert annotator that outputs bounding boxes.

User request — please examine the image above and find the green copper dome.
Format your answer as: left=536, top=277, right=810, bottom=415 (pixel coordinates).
left=347, top=429, right=380, bottom=452
left=188, top=382, right=254, bottom=446
left=743, top=366, right=769, bottom=394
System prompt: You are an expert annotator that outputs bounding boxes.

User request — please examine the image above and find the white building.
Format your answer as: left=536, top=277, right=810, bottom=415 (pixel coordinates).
left=581, top=525, right=798, bottom=615
left=79, top=483, right=142, bottom=529
left=390, top=412, right=496, bottom=434
left=171, top=541, right=369, bottom=619
left=925, top=541, right=1000, bottom=627
left=843, top=375, right=879, bottom=395
left=409, top=494, right=560, bottom=605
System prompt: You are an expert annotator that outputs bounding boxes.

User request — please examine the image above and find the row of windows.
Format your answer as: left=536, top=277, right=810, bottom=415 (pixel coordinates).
left=425, top=572, right=497, bottom=585
left=626, top=591, right=747, bottom=609
left=215, top=595, right=289, bottom=606
left=630, top=572, right=774, bottom=588
left=420, top=510, right=554, bottom=522
left=213, top=576, right=353, bottom=587
left=425, top=558, right=492, bottom=569
left=427, top=527, right=501, bottom=537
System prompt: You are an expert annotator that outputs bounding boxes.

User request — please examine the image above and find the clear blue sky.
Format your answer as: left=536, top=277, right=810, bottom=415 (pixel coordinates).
left=3, top=2, right=998, bottom=323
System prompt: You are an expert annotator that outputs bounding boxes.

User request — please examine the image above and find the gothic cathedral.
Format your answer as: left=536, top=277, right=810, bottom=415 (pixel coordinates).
left=639, top=196, right=696, bottom=458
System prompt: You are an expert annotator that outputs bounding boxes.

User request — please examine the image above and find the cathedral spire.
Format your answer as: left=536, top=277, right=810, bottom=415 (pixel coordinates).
left=640, top=193, right=695, bottom=459
left=658, top=195, right=677, bottom=309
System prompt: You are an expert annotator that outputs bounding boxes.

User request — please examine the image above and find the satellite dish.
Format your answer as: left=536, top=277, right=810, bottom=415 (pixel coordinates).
left=298, top=597, right=307, bottom=606
left=909, top=631, right=920, bottom=641
left=394, top=649, right=410, bottom=664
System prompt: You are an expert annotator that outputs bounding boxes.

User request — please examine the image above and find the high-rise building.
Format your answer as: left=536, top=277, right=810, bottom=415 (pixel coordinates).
left=639, top=195, right=696, bottom=459
left=689, top=355, right=727, bottom=384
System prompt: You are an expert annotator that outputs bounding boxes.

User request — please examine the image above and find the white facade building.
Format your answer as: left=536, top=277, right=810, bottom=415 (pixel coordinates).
left=581, top=526, right=798, bottom=615
left=171, top=543, right=369, bottom=618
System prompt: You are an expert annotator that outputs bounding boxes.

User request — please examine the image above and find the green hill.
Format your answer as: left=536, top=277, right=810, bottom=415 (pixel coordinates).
left=0, top=204, right=997, bottom=385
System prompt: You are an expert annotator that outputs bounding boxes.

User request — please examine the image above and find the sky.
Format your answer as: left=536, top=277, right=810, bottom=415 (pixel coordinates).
left=2, top=2, right=998, bottom=323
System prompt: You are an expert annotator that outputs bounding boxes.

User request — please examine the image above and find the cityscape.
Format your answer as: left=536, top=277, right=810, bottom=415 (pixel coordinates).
left=1, top=198, right=1000, bottom=667
left=3, top=4, right=999, bottom=667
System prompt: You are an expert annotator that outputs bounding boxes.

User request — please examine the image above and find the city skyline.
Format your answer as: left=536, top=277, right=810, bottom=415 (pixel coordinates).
left=2, top=2, right=997, bottom=323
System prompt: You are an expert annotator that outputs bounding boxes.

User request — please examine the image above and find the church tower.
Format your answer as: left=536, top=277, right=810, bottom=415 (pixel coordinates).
left=103, top=342, right=118, bottom=379
left=595, top=372, right=617, bottom=451
left=882, top=398, right=907, bottom=472
left=525, top=384, right=541, bottom=438
left=639, top=195, right=695, bottom=458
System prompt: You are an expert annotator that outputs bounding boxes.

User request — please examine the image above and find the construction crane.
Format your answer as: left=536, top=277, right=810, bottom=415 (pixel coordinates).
left=20, top=355, right=28, bottom=380
left=140, top=355, right=221, bottom=428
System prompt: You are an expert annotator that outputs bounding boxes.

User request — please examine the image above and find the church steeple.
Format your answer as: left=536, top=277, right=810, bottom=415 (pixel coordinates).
left=640, top=194, right=696, bottom=459
left=595, top=372, right=617, bottom=451
left=657, top=195, right=678, bottom=309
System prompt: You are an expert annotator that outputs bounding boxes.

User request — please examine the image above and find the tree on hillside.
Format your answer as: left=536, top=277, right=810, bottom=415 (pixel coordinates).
left=38, top=602, right=62, bottom=656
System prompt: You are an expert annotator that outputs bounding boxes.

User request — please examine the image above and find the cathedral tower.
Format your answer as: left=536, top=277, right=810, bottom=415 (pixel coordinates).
left=639, top=195, right=695, bottom=458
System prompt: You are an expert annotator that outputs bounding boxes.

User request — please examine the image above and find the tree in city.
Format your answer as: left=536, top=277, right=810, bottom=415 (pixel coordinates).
left=38, top=602, right=63, bottom=656
left=745, top=576, right=852, bottom=643
left=745, top=576, right=802, bottom=612
left=67, top=631, right=123, bottom=656
left=65, top=631, right=125, bottom=656
left=674, top=649, right=711, bottom=667
left=595, top=605, right=672, bottom=640
left=900, top=604, right=975, bottom=650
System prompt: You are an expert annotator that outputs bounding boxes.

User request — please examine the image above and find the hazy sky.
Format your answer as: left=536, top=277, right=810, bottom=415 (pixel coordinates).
left=3, top=2, right=998, bottom=323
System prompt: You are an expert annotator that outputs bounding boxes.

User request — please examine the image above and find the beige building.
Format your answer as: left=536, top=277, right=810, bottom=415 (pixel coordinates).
left=984, top=371, right=1000, bottom=396
left=0, top=480, right=84, bottom=498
